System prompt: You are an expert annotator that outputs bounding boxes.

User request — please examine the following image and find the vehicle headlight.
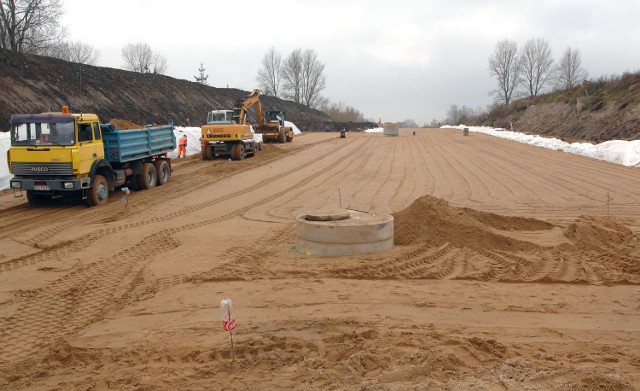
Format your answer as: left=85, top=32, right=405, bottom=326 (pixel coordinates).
left=63, top=182, right=75, bottom=189
left=11, top=181, right=21, bottom=189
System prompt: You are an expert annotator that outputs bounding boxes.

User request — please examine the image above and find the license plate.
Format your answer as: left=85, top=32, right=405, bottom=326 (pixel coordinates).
left=33, top=185, right=50, bottom=191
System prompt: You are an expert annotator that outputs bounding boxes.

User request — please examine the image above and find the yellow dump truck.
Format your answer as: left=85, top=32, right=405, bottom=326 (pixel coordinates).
left=7, top=107, right=176, bottom=206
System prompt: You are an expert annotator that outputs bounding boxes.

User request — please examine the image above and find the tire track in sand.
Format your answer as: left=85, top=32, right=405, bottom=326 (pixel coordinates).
left=0, top=137, right=367, bottom=274
left=0, top=139, right=364, bottom=363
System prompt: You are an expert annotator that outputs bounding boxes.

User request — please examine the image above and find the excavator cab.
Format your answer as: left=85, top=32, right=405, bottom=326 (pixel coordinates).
left=265, top=111, right=285, bottom=126
left=207, top=110, right=234, bottom=124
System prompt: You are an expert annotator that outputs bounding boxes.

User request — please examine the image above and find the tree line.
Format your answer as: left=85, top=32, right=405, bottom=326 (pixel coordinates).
left=439, top=38, right=591, bottom=126
left=0, top=0, right=100, bottom=64
left=488, top=37, right=588, bottom=105
left=0, top=0, right=169, bottom=73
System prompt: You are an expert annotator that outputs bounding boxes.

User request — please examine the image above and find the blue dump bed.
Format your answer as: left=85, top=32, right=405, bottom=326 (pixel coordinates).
left=101, top=124, right=176, bottom=163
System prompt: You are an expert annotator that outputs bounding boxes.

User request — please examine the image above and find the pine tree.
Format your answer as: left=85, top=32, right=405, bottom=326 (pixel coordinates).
left=194, top=63, right=209, bottom=85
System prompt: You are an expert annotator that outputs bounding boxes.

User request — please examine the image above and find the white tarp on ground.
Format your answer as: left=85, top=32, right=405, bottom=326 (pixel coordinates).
left=365, top=127, right=384, bottom=133
left=285, top=121, right=302, bottom=135
left=447, top=125, right=640, bottom=168
left=0, top=132, right=10, bottom=191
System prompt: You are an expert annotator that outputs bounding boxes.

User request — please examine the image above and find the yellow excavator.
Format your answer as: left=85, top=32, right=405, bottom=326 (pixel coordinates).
left=200, top=89, right=262, bottom=160
left=200, top=89, right=293, bottom=160
left=234, top=89, right=294, bottom=144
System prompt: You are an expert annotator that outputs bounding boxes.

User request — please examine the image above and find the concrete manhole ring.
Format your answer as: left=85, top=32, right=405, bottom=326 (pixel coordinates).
left=296, top=210, right=394, bottom=257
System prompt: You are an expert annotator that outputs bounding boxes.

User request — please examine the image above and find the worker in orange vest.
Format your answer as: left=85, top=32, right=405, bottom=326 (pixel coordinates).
left=178, top=134, right=188, bottom=158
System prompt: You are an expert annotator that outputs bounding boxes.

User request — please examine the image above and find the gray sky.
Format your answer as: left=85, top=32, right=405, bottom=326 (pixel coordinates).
left=62, top=0, right=640, bottom=125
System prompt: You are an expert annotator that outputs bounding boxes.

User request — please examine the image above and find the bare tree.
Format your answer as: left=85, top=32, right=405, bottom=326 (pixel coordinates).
left=519, top=37, right=554, bottom=96
left=446, top=104, right=462, bottom=124
left=46, top=41, right=101, bottom=65
left=488, top=39, right=521, bottom=105
left=151, top=52, right=167, bottom=74
left=122, top=43, right=152, bottom=73
left=0, top=0, right=66, bottom=53
left=316, top=95, right=329, bottom=109
left=256, top=47, right=282, bottom=97
left=301, top=49, right=327, bottom=108
left=281, top=48, right=303, bottom=104
left=555, top=47, right=588, bottom=90
left=194, top=62, right=208, bottom=85
left=121, top=42, right=167, bottom=74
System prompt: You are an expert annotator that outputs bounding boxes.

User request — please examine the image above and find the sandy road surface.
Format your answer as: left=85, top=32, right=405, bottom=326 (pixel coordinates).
left=0, top=128, right=639, bottom=390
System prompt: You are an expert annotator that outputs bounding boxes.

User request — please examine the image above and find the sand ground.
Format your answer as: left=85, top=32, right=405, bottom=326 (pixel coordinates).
left=0, top=128, right=639, bottom=390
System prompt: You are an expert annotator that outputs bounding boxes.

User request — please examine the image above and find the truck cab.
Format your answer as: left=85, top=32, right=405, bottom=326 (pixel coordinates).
left=8, top=109, right=105, bottom=202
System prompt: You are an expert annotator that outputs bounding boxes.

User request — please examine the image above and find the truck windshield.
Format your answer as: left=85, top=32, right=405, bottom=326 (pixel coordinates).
left=11, top=122, right=76, bottom=146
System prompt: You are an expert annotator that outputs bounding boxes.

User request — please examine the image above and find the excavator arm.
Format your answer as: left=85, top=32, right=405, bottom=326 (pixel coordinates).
left=232, top=89, right=264, bottom=126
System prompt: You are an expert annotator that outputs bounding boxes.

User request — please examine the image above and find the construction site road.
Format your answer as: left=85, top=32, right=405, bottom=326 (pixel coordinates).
left=1, top=128, right=639, bottom=390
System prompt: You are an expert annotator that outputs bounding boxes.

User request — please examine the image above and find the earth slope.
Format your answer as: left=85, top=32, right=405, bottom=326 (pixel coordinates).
left=0, top=49, right=331, bottom=130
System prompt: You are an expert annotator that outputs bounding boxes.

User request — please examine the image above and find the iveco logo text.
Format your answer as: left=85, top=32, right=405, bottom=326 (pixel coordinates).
left=31, top=167, right=49, bottom=172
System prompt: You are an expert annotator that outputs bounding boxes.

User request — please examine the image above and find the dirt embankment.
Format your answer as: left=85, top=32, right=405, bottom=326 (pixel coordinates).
left=478, top=74, right=640, bottom=142
left=0, top=49, right=331, bottom=130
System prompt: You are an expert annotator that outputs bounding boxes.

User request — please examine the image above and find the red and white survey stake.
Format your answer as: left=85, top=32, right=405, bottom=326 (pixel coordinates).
left=220, top=298, right=236, bottom=359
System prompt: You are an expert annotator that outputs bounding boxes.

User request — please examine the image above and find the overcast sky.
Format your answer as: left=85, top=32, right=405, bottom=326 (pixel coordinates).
left=62, top=0, right=640, bottom=125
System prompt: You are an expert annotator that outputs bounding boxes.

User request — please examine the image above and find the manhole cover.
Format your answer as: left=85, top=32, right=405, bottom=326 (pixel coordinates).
left=305, top=209, right=351, bottom=221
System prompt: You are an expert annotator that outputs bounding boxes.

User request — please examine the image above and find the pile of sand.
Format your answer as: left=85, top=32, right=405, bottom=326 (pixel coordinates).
left=107, top=118, right=144, bottom=130
left=393, top=195, right=554, bottom=250
left=334, top=195, right=640, bottom=284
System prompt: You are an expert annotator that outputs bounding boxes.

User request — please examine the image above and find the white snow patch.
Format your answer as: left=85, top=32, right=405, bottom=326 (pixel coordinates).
left=0, top=132, right=10, bottom=191
left=446, top=125, right=640, bottom=168
left=285, top=121, right=302, bottom=135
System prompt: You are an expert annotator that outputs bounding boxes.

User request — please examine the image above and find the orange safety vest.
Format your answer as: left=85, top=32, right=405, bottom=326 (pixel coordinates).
left=179, top=136, right=187, bottom=146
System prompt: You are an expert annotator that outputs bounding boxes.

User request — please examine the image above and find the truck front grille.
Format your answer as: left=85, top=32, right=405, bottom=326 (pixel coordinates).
left=11, top=162, right=73, bottom=176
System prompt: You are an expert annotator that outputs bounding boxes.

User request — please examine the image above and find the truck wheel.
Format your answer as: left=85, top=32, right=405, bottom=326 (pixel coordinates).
left=236, top=144, right=245, bottom=160
left=278, top=129, right=286, bottom=143
left=229, top=144, right=238, bottom=160
left=155, top=160, right=170, bottom=185
left=139, top=163, right=157, bottom=190
left=26, top=191, right=49, bottom=206
left=202, top=144, right=213, bottom=160
left=86, top=175, right=109, bottom=206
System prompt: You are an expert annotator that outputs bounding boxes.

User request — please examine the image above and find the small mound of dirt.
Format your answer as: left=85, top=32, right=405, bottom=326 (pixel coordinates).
left=108, top=118, right=144, bottom=130
left=564, top=216, right=638, bottom=251
left=393, top=195, right=553, bottom=251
